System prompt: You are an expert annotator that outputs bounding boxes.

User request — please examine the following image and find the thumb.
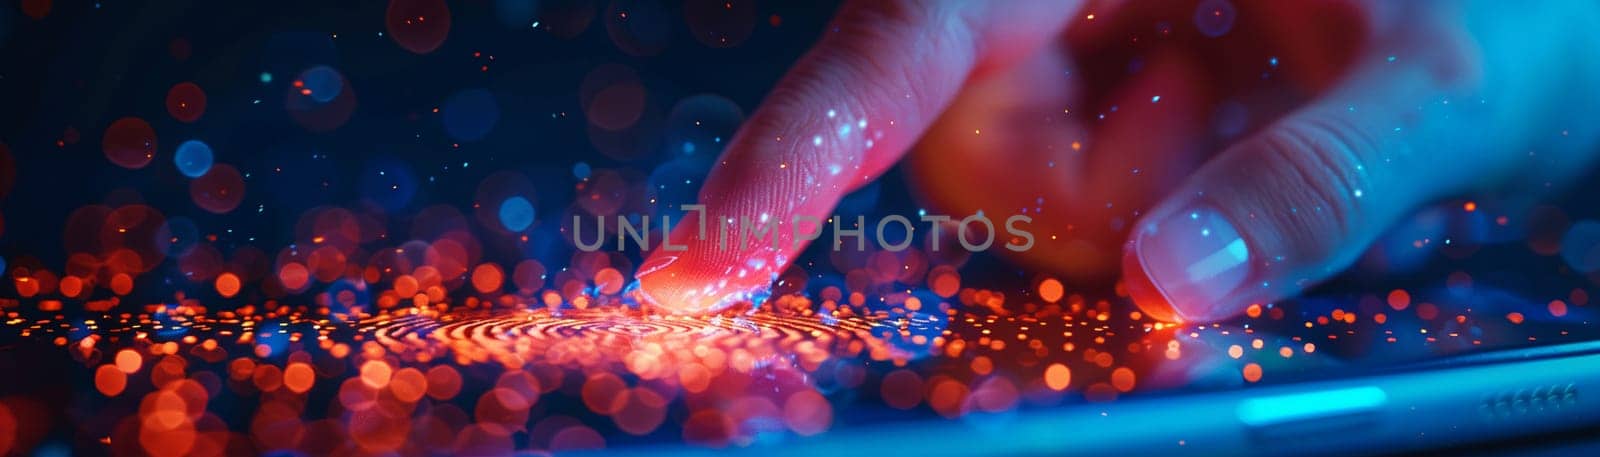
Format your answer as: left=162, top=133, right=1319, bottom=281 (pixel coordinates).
left=634, top=0, right=1077, bottom=314
left=1123, top=14, right=1521, bottom=323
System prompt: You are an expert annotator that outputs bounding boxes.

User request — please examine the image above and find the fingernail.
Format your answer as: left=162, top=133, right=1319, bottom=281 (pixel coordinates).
left=1125, top=205, right=1252, bottom=322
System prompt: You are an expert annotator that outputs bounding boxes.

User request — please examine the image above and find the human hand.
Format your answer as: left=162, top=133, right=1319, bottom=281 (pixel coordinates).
left=635, top=0, right=1600, bottom=322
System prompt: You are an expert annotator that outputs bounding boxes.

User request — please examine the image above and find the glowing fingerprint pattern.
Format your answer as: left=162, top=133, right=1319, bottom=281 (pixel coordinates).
left=0, top=262, right=1589, bottom=454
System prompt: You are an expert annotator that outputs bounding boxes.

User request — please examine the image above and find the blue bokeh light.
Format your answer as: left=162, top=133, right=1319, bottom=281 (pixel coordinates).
left=499, top=196, right=536, bottom=232
left=174, top=140, right=214, bottom=178
left=300, top=65, right=344, bottom=103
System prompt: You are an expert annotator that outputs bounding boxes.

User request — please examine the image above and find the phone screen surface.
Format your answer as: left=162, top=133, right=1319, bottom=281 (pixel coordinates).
left=803, top=243, right=1600, bottom=435
left=1, top=245, right=1592, bottom=452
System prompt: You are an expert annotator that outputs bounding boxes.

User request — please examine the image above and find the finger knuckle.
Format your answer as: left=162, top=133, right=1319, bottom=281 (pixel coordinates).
left=1220, top=116, right=1382, bottom=259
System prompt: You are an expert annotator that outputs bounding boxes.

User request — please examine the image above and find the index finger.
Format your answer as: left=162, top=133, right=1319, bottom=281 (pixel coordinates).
left=634, top=0, right=1081, bottom=314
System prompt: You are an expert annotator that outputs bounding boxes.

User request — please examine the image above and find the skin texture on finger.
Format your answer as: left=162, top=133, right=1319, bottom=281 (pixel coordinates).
left=910, top=48, right=1211, bottom=280
left=1124, top=2, right=1600, bottom=323
left=912, top=0, right=1377, bottom=283
left=634, top=0, right=1080, bottom=314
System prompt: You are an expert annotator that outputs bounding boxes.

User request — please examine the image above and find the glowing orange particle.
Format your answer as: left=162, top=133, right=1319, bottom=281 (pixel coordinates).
left=425, top=365, right=462, bottom=400
left=926, top=377, right=969, bottom=419
left=14, top=277, right=38, bottom=298
left=470, top=263, right=504, bottom=294
left=1550, top=299, right=1569, bottom=317
left=582, top=373, right=628, bottom=415
left=1110, top=367, right=1136, bottom=392
left=115, top=349, right=143, bottom=374
left=929, top=266, right=961, bottom=298
left=904, top=296, right=923, bottom=311
left=339, top=377, right=381, bottom=412
left=390, top=367, right=428, bottom=403
left=359, top=360, right=394, bottom=389
left=1386, top=289, right=1410, bottom=310
left=394, top=274, right=419, bottom=298
left=95, top=364, right=127, bottom=396
left=278, top=262, right=310, bottom=290
left=252, top=364, right=283, bottom=392
left=1242, top=363, right=1263, bottom=382
left=110, top=273, right=134, bottom=296
left=59, top=276, right=83, bottom=298
left=138, top=406, right=196, bottom=457
left=283, top=362, right=315, bottom=394
left=227, top=358, right=255, bottom=381
left=677, top=363, right=712, bottom=394
left=1038, top=278, right=1064, bottom=303
left=1044, top=363, right=1071, bottom=391
left=215, top=272, right=241, bottom=298
left=970, top=356, right=994, bottom=375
